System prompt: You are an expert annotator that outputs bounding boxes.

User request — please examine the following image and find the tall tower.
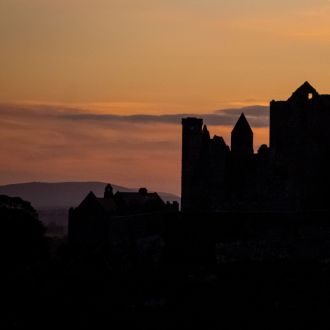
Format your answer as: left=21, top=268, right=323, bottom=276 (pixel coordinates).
left=181, top=117, right=203, bottom=212
left=269, top=81, right=318, bottom=157
left=268, top=82, right=327, bottom=210
left=231, top=113, right=253, bottom=156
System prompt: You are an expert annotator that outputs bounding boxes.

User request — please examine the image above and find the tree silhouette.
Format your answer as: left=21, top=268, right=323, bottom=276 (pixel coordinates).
left=0, top=195, right=48, bottom=269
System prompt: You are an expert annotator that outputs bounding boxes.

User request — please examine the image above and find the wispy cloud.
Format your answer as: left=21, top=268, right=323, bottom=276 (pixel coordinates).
left=60, top=104, right=269, bottom=128
left=0, top=102, right=269, bottom=194
left=0, top=103, right=269, bottom=127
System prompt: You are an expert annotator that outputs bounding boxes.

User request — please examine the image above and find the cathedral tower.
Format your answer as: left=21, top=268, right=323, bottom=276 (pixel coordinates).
left=231, top=113, right=253, bottom=156
left=181, top=117, right=203, bottom=212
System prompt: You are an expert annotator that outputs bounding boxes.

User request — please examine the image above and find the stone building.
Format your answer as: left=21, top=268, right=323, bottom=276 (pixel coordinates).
left=181, top=82, right=330, bottom=212
left=68, top=185, right=178, bottom=251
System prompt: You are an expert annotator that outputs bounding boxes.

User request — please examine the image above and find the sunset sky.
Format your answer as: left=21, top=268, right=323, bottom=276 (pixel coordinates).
left=1, top=0, right=330, bottom=195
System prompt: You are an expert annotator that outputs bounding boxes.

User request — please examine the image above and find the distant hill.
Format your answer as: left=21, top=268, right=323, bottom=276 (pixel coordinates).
left=0, top=182, right=180, bottom=234
left=0, top=182, right=180, bottom=208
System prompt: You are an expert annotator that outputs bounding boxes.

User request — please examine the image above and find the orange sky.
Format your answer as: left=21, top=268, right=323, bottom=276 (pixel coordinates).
left=1, top=0, right=330, bottom=195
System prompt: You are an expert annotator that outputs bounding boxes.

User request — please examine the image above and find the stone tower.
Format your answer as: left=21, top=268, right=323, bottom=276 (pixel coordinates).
left=269, top=81, right=330, bottom=210
left=181, top=117, right=203, bottom=212
left=269, top=81, right=319, bottom=158
left=231, top=113, right=253, bottom=156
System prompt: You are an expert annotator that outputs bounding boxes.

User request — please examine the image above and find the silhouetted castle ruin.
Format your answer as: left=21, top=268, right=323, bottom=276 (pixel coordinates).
left=68, top=186, right=178, bottom=249
left=182, top=82, right=330, bottom=212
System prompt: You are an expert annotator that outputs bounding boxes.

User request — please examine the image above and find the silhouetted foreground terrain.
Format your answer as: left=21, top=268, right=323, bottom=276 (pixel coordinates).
left=3, top=194, right=330, bottom=329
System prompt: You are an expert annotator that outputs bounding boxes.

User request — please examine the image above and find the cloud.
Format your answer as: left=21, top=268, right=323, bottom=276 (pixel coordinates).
left=0, top=102, right=182, bottom=193
left=214, top=105, right=269, bottom=127
left=0, top=102, right=269, bottom=194
left=0, top=102, right=270, bottom=128
left=60, top=105, right=269, bottom=128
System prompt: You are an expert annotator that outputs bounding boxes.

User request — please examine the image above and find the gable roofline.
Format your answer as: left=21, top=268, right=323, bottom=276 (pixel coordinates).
left=231, top=113, right=253, bottom=134
left=77, top=191, right=97, bottom=207
left=288, top=81, right=319, bottom=102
